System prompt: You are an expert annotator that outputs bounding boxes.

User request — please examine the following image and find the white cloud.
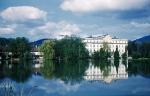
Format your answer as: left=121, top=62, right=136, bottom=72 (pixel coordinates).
left=77, top=21, right=150, bottom=40
left=0, top=6, right=47, bottom=22
left=29, top=21, right=81, bottom=38
left=37, top=79, right=80, bottom=95
left=56, top=21, right=81, bottom=36
left=60, top=0, right=150, bottom=12
left=95, top=22, right=150, bottom=40
left=0, top=27, right=15, bottom=35
left=130, top=22, right=150, bottom=28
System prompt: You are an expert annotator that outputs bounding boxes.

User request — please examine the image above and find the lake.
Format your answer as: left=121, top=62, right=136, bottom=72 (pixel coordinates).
left=0, top=59, right=150, bottom=96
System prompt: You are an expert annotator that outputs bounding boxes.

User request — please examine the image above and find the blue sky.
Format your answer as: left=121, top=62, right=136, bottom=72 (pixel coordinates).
left=0, top=0, right=150, bottom=41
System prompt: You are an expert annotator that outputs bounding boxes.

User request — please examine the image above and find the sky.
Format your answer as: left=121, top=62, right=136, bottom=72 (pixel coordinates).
left=0, top=0, right=150, bottom=41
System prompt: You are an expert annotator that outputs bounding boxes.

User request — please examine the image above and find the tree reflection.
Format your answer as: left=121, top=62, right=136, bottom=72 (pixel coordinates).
left=114, top=60, right=120, bottom=73
left=128, top=60, right=150, bottom=77
left=1, top=57, right=150, bottom=87
left=122, top=59, right=128, bottom=70
left=55, top=60, right=89, bottom=84
left=39, top=59, right=89, bottom=84
left=0, top=59, right=32, bottom=96
left=92, top=60, right=111, bottom=77
left=0, top=61, right=5, bottom=79
left=40, top=60, right=55, bottom=79
left=0, top=59, right=32, bottom=83
left=18, top=58, right=150, bottom=84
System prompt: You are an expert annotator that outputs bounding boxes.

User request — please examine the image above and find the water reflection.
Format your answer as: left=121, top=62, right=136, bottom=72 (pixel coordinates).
left=0, top=60, right=32, bottom=83
left=33, top=58, right=43, bottom=68
left=0, top=58, right=150, bottom=95
left=84, top=60, right=128, bottom=83
left=1, top=59, right=150, bottom=84
left=0, top=59, right=33, bottom=96
left=0, top=78, right=16, bottom=96
left=33, top=59, right=130, bottom=84
left=128, top=60, right=150, bottom=77
left=34, top=60, right=89, bottom=84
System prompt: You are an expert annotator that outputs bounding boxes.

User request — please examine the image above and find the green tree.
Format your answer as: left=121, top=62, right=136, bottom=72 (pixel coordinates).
left=38, top=40, right=55, bottom=60
left=9, top=37, right=31, bottom=58
left=54, top=36, right=89, bottom=60
left=127, top=41, right=150, bottom=59
left=92, top=51, right=100, bottom=59
left=92, top=42, right=111, bottom=60
left=103, top=42, right=110, bottom=51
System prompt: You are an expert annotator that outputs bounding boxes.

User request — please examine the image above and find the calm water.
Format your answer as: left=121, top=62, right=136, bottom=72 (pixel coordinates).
left=0, top=59, right=150, bottom=96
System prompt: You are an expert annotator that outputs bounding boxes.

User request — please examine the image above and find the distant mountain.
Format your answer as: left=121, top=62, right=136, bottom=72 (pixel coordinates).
left=30, top=39, right=49, bottom=47
left=134, top=35, right=150, bottom=42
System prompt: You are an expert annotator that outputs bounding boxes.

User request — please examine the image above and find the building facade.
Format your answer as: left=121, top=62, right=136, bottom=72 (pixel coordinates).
left=82, top=34, right=128, bottom=55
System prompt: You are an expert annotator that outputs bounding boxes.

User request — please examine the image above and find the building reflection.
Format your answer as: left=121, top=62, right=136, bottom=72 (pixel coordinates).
left=33, top=58, right=43, bottom=68
left=84, top=60, right=128, bottom=83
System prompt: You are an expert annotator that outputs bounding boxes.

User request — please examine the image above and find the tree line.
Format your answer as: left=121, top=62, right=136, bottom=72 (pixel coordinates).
left=0, top=37, right=31, bottom=60
left=128, top=41, right=150, bottom=59
left=39, top=36, right=89, bottom=60
left=39, top=36, right=124, bottom=61
left=1, top=36, right=149, bottom=61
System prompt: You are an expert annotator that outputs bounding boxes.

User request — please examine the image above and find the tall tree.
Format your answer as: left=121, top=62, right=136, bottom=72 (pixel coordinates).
left=38, top=40, right=55, bottom=60
left=92, top=42, right=111, bottom=60
left=9, top=37, right=31, bottom=58
left=103, top=42, right=110, bottom=51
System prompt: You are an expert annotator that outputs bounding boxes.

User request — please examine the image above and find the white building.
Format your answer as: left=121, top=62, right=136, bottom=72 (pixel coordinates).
left=82, top=34, right=128, bottom=55
left=84, top=61, right=128, bottom=83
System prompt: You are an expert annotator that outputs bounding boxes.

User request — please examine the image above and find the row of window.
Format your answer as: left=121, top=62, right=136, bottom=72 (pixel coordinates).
left=86, top=44, right=126, bottom=48
left=88, top=49, right=125, bottom=53
left=111, top=49, right=125, bottom=53
left=85, top=74, right=128, bottom=79
left=84, top=40, right=127, bottom=43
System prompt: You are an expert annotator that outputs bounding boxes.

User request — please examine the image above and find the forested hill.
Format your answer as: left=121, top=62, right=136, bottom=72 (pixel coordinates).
left=134, top=35, right=150, bottom=42
left=30, top=39, right=49, bottom=47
